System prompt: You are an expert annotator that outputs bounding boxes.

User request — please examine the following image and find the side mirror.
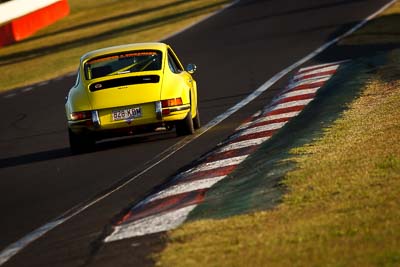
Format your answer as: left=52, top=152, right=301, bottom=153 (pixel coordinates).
left=186, top=63, right=197, bottom=74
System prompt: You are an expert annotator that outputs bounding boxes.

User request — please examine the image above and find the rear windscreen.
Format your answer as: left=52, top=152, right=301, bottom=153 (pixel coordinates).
left=84, top=50, right=162, bottom=80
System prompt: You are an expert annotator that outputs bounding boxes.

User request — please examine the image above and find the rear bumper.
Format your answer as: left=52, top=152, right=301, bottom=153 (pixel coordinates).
left=67, top=102, right=190, bottom=139
left=68, top=119, right=174, bottom=140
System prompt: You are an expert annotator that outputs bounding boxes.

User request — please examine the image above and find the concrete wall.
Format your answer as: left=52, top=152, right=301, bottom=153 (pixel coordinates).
left=0, top=0, right=69, bottom=47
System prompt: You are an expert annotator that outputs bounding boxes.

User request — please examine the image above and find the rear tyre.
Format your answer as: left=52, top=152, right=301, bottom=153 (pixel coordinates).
left=68, top=128, right=95, bottom=154
left=193, top=107, right=201, bottom=130
left=176, top=111, right=194, bottom=136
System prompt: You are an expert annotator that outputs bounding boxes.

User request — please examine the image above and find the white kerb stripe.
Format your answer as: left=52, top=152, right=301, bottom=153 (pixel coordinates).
left=298, top=61, right=342, bottom=72
left=288, top=76, right=331, bottom=89
left=237, top=121, right=287, bottom=137
left=144, top=176, right=226, bottom=204
left=262, top=111, right=301, bottom=121
left=236, top=107, right=301, bottom=132
left=105, top=205, right=197, bottom=242
left=189, top=155, right=248, bottom=174
left=237, top=107, right=301, bottom=131
left=269, top=99, right=313, bottom=112
left=294, top=65, right=339, bottom=80
left=274, top=88, right=320, bottom=103
left=218, top=136, right=271, bottom=153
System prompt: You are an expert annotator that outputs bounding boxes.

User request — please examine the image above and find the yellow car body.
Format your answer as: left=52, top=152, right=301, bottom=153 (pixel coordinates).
left=65, top=42, right=200, bottom=152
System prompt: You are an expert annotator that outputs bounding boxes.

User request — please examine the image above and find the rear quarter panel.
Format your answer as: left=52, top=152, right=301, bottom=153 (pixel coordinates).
left=65, top=73, right=92, bottom=120
left=160, top=68, right=191, bottom=104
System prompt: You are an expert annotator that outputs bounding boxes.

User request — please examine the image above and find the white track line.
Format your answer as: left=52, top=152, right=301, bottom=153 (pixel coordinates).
left=0, top=219, right=65, bottom=265
left=37, top=81, right=49, bottom=87
left=21, top=87, right=34, bottom=93
left=1, top=0, right=396, bottom=263
left=4, top=93, right=16, bottom=99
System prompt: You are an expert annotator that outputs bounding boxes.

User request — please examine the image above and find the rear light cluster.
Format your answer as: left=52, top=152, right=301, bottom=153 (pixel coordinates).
left=161, top=98, right=183, bottom=115
left=70, top=111, right=92, bottom=121
left=161, top=98, right=183, bottom=108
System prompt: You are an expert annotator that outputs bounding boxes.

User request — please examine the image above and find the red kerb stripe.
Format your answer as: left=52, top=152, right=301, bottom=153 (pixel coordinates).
left=294, top=70, right=336, bottom=80
left=266, top=105, right=305, bottom=116
left=247, top=117, right=290, bottom=129
left=234, top=129, right=276, bottom=143
left=288, top=81, right=325, bottom=92
left=275, top=93, right=315, bottom=104
left=177, top=165, right=238, bottom=184
left=206, top=146, right=258, bottom=162
left=118, top=189, right=207, bottom=224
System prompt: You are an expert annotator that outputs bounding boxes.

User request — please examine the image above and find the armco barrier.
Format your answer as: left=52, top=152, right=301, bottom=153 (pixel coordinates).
left=0, top=0, right=69, bottom=47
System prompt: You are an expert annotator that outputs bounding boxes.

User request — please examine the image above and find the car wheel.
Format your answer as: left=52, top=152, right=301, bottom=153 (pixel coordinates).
left=193, top=107, right=201, bottom=130
left=176, top=110, right=195, bottom=136
left=68, top=128, right=95, bottom=154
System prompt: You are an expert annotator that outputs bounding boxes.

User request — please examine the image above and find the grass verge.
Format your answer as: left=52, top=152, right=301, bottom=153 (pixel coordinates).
left=155, top=2, right=400, bottom=267
left=0, top=0, right=229, bottom=93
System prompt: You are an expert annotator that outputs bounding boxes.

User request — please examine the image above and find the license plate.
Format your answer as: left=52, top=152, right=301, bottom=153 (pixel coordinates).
left=112, top=107, right=142, bottom=121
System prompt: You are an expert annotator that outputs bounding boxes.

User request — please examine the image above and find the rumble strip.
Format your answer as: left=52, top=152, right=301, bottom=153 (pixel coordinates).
left=104, top=61, right=344, bottom=242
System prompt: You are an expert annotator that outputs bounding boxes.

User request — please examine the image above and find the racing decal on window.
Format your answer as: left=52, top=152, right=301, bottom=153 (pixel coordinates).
left=87, top=51, right=158, bottom=65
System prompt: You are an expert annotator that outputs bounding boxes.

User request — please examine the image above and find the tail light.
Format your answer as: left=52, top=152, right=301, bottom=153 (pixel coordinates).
left=70, top=111, right=92, bottom=121
left=161, top=98, right=183, bottom=108
left=161, top=98, right=183, bottom=115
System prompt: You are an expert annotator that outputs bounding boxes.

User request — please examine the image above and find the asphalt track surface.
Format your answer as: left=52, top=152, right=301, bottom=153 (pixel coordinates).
left=0, top=0, right=393, bottom=266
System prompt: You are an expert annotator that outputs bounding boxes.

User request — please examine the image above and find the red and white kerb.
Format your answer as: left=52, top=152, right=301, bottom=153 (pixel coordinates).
left=104, top=61, right=343, bottom=242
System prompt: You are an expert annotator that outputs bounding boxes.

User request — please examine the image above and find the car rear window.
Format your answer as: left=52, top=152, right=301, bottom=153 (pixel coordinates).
left=84, top=50, right=162, bottom=80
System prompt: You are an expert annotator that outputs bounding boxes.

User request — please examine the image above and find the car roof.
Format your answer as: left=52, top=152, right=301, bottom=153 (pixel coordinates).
left=80, top=42, right=169, bottom=63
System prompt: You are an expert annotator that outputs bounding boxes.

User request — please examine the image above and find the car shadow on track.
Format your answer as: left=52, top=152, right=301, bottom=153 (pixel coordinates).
left=0, top=131, right=177, bottom=169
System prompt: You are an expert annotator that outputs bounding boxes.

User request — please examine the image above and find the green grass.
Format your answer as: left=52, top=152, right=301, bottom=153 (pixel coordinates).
left=155, top=2, right=400, bottom=266
left=0, top=0, right=230, bottom=92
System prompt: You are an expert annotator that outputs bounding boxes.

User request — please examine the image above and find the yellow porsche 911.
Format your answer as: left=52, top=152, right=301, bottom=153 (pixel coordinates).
left=65, top=42, right=200, bottom=152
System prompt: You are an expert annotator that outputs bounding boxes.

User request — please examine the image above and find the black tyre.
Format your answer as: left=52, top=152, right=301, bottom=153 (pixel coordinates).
left=176, top=111, right=194, bottom=136
left=68, top=128, right=95, bottom=154
left=193, top=107, right=201, bottom=130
